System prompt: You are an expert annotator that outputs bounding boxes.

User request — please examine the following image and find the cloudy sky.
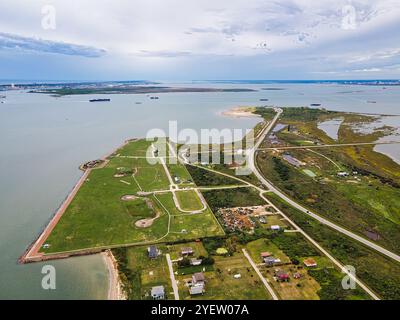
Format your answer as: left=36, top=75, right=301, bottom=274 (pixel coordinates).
left=1, top=0, right=400, bottom=81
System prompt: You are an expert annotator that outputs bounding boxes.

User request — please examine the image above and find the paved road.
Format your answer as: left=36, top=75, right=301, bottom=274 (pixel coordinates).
left=166, top=254, right=180, bottom=300
left=242, top=248, right=279, bottom=300
left=249, top=109, right=400, bottom=264
left=259, top=141, right=400, bottom=151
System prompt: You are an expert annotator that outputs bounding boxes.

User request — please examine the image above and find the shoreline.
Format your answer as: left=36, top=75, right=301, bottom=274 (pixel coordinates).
left=221, top=106, right=262, bottom=118
left=102, top=250, right=126, bottom=300
left=19, top=139, right=132, bottom=264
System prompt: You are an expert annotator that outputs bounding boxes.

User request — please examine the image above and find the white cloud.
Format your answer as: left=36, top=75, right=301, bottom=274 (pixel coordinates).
left=0, top=32, right=106, bottom=57
left=0, top=0, right=399, bottom=79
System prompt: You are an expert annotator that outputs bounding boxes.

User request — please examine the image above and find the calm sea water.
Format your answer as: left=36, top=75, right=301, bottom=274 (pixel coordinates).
left=0, top=83, right=399, bottom=299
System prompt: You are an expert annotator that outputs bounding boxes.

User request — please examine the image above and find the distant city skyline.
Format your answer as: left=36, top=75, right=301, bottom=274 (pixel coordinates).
left=1, top=0, right=400, bottom=80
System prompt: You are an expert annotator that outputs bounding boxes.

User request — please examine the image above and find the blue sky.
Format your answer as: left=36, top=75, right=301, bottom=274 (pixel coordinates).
left=1, top=0, right=400, bottom=81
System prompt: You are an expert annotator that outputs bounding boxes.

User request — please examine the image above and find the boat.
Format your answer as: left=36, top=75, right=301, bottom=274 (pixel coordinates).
left=310, top=103, right=321, bottom=107
left=89, top=98, right=111, bottom=102
left=150, top=96, right=159, bottom=100
left=259, top=98, right=269, bottom=101
left=367, top=101, right=377, bottom=104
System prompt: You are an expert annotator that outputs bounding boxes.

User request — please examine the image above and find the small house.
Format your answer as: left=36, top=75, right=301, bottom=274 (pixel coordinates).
left=181, top=247, right=194, bottom=256
left=303, top=258, right=318, bottom=267
left=260, top=252, right=272, bottom=259
left=271, top=225, right=281, bottom=231
left=192, top=272, right=205, bottom=284
left=233, top=274, right=241, bottom=279
left=337, top=172, right=349, bottom=177
left=148, top=245, right=160, bottom=259
left=174, top=176, right=181, bottom=183
left=276, top=271, right=289, bottom=282
left=264, top=256, right=276, bottom=266
left=151, top=286, right=165, bottom=300
left=189, top=283, right=204, bottom=295
left=190, top=258, right=202, bottom=266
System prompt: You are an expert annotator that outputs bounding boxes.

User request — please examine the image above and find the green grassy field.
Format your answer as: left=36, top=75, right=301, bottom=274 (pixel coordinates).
left=175, top=190, right=204, bottom=211
left=40, top=139, right=223, bottom=253
left=165, top=208, right=224, bottom=241
left=117, top=139, right=154, bottom=157
left=167, top=163, right=194, bottom=185
left=246, top=238, right=290, bottom=264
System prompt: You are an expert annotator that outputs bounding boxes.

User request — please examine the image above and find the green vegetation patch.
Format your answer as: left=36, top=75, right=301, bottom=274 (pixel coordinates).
left=265, top=193, right=399, bottom=300
left=113, top=245, right=172, bottom=300
left=166, top=207, right=224, bottom=242
left=40, top=139, right=225, bottom=254
left=203, top=187, right=266, bottom=212
left=175, top=190, right=204, bottom=211
left=257, top=151, right=400, bottom=254
left=177, top=252, right=272, bottom=300
left=185, top=164, right=243, bottom=186
left=268, top=232, right=321, bottom=261
left=309, top=268, right=369, bottom=300
left=118, top=139, right=154, bottom=157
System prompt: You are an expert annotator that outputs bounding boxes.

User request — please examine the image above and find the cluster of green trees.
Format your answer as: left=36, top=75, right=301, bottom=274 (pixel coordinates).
left=185, top=165, right=239, bottom=186
left=309, top=268, right=369, bottom=300
left=268, top=233, right=320, bottom=260
left=202, top=237, right=237, bottom=256
left=256, top=107, right=336, bottom=122
left=272, top=157, right=290, bottom=181
left=177, top=256, right=215, bottom=268
left=112, top=248, right=141, bottom=300
left=203, top=188, right=265, bottom=212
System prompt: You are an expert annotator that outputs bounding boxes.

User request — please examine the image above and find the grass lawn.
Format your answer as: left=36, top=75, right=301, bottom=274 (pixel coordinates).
left=166, top=208, right=224, bottom=241
left=335, top=181, right=400, bottom=225
left=117, top=139, right=154, bottom=157
left=262, top=264, right=320, bottom=300
left=42, top=172, right=170, bottom=253
left=166, top=241, right=209, bottom=261
left=176, top=252, right=272, bottom=300
left=246, top=238, right=291, bottom=264
left=258, top=214, right=291, bottom=230
left=40, top=139, right=225, bottom=254
left=167, top=163, right=194, bottom=185
left=175, top=190, right=204, bottom=211
left=154, top=192, right=184, bottom=215
left=124, top=245, right=174, bottom=299
left=134, top=164, right=170, bottom=191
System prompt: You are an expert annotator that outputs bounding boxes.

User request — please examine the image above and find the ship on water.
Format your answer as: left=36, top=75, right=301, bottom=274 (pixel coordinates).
left=89, top=98, right=111, bottom=102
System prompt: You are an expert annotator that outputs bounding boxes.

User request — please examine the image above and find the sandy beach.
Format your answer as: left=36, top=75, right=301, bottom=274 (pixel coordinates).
left=102, top=250, right=126, bottom=300
left=221, top=106, right=261, bottom=118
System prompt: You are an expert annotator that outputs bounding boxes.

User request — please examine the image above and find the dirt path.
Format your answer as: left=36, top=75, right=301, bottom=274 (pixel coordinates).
left=166, top=253, right=180, bottom=300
